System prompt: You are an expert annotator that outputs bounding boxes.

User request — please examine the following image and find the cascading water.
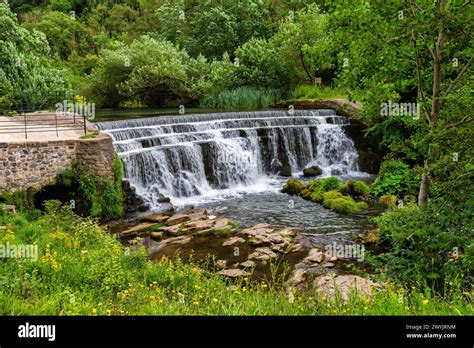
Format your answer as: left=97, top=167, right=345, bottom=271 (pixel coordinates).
left=97, top=110, right=363, bottom=209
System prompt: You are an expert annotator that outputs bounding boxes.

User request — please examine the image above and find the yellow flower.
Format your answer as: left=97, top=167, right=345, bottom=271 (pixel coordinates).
left=193, top=301, right=199, bottom=305
left=92, top=308, right=97, bottom=315
left=212, top=298, right=218, bottom=303
left=422, top=299, right=429, bottom=305
left=261, top=283, right=267, bottom=288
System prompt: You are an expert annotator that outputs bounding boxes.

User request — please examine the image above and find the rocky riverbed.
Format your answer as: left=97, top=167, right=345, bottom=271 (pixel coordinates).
left=105, top=208, right=378, bottom=297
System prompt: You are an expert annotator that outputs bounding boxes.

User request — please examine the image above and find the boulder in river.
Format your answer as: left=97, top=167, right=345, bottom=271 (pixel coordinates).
left=303, top=166, right=322, bottom=177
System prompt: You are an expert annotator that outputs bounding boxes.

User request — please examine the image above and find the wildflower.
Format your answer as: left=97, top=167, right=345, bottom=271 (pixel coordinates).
left=92, top=308, right=97, bottom=315
left=212, top=298, right=218, bottom=303
left=422, top=299, right=429, bottom=305
left=261, top=283, right=268, bottom=288
left=193, top=301, right=199, bottom=305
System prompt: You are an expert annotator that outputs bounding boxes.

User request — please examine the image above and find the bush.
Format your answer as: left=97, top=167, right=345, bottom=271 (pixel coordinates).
left=374, top=204, right=472, bottom=294
left=200, top=87, right=283, bottom=110
left=291, top=85, right=346, bottom=100
left=371, top=159, right=419, bottom=197
left=281, top=178, right=303, bottom=195
left=379, top=195, right=397, bottom=207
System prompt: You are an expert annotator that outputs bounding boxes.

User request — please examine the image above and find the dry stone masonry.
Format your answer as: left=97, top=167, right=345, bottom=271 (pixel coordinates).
left=0, top=134, right=115, bottom=192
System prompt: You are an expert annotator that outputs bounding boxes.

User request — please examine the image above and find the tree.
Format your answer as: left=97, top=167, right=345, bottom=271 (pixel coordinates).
left=272, top=4, right=334, bottom=85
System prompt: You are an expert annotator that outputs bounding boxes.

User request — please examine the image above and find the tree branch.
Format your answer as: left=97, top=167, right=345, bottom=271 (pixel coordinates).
left=412, top=32, right=432, bottom=123
left=442, top=54, right=474, bottom=99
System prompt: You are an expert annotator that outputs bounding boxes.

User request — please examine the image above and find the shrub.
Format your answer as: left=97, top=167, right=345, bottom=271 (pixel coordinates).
left=200, top=87, right=283, bottom=110
left=379, top=195, right=397, bottom=207
left=291, top=85, right=346, bottom=100
left=374, top=204, right=472, bottom=294
left=281, top=178, right=303, bottom=195
left=371, top=159, right=419, bottom=197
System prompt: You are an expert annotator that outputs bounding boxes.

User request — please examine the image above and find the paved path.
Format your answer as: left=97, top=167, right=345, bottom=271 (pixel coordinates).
left=0, top=112, right=97, bottom=142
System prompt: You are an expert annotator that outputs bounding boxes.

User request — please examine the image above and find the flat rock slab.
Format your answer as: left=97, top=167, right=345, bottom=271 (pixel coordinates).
left=248, top=247, right=278, bottom=261
left=121, top=223, right=155, bottom=235
left=166, top=213, right=191, bottom=226
left=304, top=248, right=325, bottom=263
left=142, top=214, right=170, bottom=224
left=222, top=236, right=245, bottom=246
left=315, top=274, right=374, bottom=301
left=218, top=269, right=250, bottom=278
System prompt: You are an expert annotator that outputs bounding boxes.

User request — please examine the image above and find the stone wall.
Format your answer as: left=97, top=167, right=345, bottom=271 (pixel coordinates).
left=0, top=134, right=115, bottom=192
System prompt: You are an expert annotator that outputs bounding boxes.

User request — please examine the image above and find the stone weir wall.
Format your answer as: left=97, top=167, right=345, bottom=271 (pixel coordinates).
left=0, top=134, right=115, bottom=192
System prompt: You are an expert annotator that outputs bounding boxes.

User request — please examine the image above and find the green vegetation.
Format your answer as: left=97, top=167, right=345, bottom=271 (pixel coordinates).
left=291, top=85, right=346, bottom=100
left=322, top=190, right=368, bottom=214
left=57, top=157, right=124, bottom=221
left=284, top=177, right=370, bottom=215
left=0, top=205, right=471, bottom=315
left=370, top=160, right=419, bottom=197
left=200, top=87, right=282, bottom=110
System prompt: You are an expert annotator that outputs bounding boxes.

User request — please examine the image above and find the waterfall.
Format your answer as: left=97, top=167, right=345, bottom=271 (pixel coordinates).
left=97, top=110, right=361, bottom=208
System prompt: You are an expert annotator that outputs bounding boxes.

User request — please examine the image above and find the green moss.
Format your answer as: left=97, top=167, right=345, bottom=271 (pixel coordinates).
left=80, top=132, right=99, bottom=139
left=340, top=179, right=370, bottom=198
left=281, top=178, right=303, bottom=195
left=304, top=176, right=341, bottom=202
left=322, top=190, right=366, bottom=214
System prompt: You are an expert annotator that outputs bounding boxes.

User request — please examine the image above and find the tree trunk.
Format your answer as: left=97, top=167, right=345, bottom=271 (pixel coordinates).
left=417, top=0, right=446, bottom=208
left=418, top=170, right=429, bottom=208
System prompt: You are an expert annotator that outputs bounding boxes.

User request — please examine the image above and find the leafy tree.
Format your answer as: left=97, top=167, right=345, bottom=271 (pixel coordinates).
left=0, top=3, right=70, bottom=109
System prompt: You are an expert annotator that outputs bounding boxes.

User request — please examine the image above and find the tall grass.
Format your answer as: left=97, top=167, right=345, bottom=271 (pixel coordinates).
left=291, top=84, right=346, bottom=100
left=201, top=87, right=283, bottom=110
left=0, top=204, right=471, bottom=316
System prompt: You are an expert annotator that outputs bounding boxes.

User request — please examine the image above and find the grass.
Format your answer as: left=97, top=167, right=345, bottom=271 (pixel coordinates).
left=200, top=87, right=283, bottom=110
left=0, top=204, right=471, bottom=316
left=291, top=85, right=346, bottom=100
left=80, top=132, right=99, bottom=139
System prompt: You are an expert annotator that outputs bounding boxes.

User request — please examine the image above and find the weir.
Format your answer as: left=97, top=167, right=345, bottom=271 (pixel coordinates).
left=97, top=110, right=361, bottom=208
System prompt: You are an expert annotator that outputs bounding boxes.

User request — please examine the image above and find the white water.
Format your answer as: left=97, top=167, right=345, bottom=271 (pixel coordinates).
left=97, top=110, right=367, bottom=209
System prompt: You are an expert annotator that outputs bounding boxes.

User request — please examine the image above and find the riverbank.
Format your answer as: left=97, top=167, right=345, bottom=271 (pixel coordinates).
left=0, top=203, right=471, bottom=315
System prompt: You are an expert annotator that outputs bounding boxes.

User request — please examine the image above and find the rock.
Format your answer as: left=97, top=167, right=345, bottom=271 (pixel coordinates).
left=281, top=178, right=303, bottom=195
left=150, top=232, right=163, bottom=240
left=248, top=247, right=277, bottom=261
left=158, top=196, right=171, bottom=203
left=322, top=262, right=335, bottom=268
left=165, top=235, right=192, bottom=245
left=216, top=259, right=227, bottom=270
left=303, top=166, right=322, bottom=177
left=120, top=223, right=155, bottom=236
left=271, top=241, right=290, bottom=253
left=0, top=204, right=16, bottom=214
left=315, top=274, right=374, bottom=301
left=141, top=213, right=170, bottom=224
left=304, top=248, right=325, bottom=263
left=288, top=243, right=303, bottom=253
left=222, top=236, right=245, bottom=246
left=248, top=235, right=272, bottom=247
left=287, top=269, right=306, bottom=286
left=185, top=209, right=208, bottom=221
left=208, top=215, right=217, bottom=220
left=278, top=228, right=298, bottom=238
left=165, top=213, right=190, bottom=226
left=213, top=217, right=229, bottom=229
left=218, top=269, right=250, bottom=278
left=184, top=219, right=216, bottom=233
left=279, top=161, right=292, bottom=177
left=158, top=225, right=182, bottom=236
left=239, top=260, right=255, bottom=268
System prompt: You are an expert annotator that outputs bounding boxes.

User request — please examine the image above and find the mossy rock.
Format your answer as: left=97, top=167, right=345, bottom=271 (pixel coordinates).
left=340, top=179, right=370, bottom=198
left=282, top=178, right=303, bottom=195
left=322, top=190, right=367, bottom=214
left=303, top=166, right=322, bottom=177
